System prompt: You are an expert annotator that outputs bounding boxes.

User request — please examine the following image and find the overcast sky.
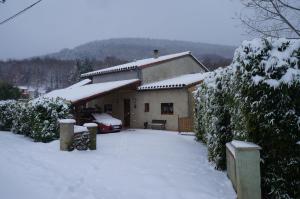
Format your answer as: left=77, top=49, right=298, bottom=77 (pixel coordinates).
left=0, top=0, right=250, bottom=60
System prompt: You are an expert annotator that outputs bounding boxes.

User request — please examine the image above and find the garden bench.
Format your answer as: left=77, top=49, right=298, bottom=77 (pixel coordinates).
left=150, top=120, right=166, bottom=130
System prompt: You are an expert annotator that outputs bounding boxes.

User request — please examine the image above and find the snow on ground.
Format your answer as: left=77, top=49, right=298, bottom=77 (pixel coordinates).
left=0, top=129, right=235, bottom=199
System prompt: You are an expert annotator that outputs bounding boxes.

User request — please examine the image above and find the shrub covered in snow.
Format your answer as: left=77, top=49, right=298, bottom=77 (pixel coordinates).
left=0, top=100, right=18, bottom=130
left=12, top=102, right=33, bottom=136
left=0, top=98, right=71, bottom=142
left=195, top=38, right=300, bottom=198
left=194, top=68, right=233, bottom=170
left=29, top=98, right=71, bottom=142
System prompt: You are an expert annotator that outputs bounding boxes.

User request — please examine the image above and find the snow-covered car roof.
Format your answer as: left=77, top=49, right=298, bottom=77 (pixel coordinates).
left=92, top=113, right=122, bottom=126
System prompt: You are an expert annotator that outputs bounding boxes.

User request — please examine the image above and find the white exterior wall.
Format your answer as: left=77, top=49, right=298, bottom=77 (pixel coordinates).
left=141, top=56, right=205, bottom=84
left=92, top=70, right=139, bottom=83
left=131, top=89, right=189, bottom=131
left=91, top=56, right=205, bottom=85
left=87, top=88, right=190, bottom=131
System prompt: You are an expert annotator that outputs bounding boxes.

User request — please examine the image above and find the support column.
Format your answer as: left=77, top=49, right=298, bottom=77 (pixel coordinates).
left=226, top=140, right=262, bottom=199
left=59, top=119, right=75, bottom=151
left=84, top=123, right=98, bottom=150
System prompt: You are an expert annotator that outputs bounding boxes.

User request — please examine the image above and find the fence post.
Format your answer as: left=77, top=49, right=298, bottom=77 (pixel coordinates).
left=226, top=140, right=261, bottom=199
left=84, top=123, right=98, bottom=150
left=59, top=119, right=76, bottom=151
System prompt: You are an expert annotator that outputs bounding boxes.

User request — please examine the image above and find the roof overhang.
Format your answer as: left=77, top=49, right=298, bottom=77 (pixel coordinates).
left=137, top=73, right=207, bottom=91
left=43, top=79, right=140, bottom=105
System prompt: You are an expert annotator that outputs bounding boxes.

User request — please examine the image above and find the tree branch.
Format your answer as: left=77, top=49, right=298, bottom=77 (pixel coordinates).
left=270, top=0, right=300, bottom=37
left=277, top=0, right=300, bottom=11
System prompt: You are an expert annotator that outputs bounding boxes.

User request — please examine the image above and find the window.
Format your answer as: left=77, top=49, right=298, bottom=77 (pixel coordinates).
left=104, top=104, right=112, bottom=113
left=161, top=103, right=173, bottom=115
left=144, top=103, right=149, bottom=112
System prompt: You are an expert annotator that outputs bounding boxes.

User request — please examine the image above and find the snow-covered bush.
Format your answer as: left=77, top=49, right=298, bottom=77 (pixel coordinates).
left=29, top=98, right=71, bottom=142
left=195, top=38, right=300, bottom=198
left=0, top=98, right=71, bottom=142
left=194, top=69, right=233, bottom=170
left=12, top=102, right=32, bottom=136
left=0, top=100, right=18, bottom=130
left=231, top=38, right=300, bottom=198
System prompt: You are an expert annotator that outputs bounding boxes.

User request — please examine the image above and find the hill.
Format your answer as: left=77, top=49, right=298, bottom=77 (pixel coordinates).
left=0, top=38, right=235, bottom=91
left=45, top=38, right=236, bottom=61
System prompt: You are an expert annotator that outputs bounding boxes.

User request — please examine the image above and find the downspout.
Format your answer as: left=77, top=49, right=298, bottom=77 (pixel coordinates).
left=137, top=67, right=143, bottom=83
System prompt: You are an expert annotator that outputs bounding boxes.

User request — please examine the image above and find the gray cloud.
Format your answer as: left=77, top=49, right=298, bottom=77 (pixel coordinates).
left=0, top=0, right=250, bottom=60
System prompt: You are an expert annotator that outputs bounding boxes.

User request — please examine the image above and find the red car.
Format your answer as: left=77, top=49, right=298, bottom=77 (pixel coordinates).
left=92, top=113, right=122, bottom=133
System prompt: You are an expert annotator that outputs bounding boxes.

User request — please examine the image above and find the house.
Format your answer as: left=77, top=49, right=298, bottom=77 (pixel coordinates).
left=18, top=86, right=46, bottom=99
left=44, top=51, right=209, bottom=131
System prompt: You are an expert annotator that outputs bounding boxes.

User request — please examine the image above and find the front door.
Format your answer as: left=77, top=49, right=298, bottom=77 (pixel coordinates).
left=124, top=99, right=130, bottom=127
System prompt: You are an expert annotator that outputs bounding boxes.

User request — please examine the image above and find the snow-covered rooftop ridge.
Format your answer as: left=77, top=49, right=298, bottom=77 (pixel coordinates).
left=138, top=73, right=208, bottom=90
left=67, top=79, right=91, bottom=89
left=43, top=79, right=139, bottom=103
left=81, top=51, right=194, bottom=77
left=17, top=86, right=46, bottom=93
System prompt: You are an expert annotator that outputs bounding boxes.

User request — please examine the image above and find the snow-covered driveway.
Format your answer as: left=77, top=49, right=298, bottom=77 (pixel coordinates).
left=0, top=129, right=235, bottom=199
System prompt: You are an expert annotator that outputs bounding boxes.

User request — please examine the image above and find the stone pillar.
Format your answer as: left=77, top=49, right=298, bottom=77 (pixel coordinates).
left=84, top=123, right=98, bottom=150
left=226, top=140, right=262, bottom=199
left=59, top=119, right=76, bottom=151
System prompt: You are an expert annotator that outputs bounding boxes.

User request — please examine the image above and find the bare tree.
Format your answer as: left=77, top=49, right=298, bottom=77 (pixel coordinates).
left=240, top=0, right=300, bottom=39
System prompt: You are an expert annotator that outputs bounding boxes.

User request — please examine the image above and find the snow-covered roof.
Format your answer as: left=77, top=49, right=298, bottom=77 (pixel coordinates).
left=81, top=51, right=208, bottom=77
left=67, top=79, right=91, bottom=89
left=18, top=86, right=46, bottom=93
left=138, top=73, right=207, bottom=90
left=17, top=86, right=28, bottom=90
left=43, top=79, right=140, bottom=103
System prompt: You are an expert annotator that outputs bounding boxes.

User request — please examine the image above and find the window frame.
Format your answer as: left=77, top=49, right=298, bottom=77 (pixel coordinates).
left=144, top=103, right=150, bottom=112
left=161, top=103, right=174, bottom=115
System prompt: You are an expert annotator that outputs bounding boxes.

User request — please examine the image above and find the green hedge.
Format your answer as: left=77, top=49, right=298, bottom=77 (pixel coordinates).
left=195, top=38, right=300, bottom=199
left=0, top=100, right=18, bottom=130
left=0, top=98, right=71, bottom=142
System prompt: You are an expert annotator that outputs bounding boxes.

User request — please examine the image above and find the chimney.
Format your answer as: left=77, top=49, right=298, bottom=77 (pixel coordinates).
left=153, top=49, right=159, bottom=58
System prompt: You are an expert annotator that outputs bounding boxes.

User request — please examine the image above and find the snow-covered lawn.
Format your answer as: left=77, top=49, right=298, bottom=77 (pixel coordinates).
left=0, top=129, right=235, bottom=199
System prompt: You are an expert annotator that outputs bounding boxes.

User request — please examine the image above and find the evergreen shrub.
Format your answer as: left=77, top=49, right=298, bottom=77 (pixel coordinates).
left=195, top=38, right=300, bottom=198
left=0, top=100, right=18, bottom=130
left=0, top=98, right=70, bottom=142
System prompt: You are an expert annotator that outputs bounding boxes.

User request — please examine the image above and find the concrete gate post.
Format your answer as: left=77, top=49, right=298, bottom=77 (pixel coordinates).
left=84, top=123, right=98, bottom=150
left=226, top=140, right=262, bottom=199
left=59, top=119, right=76, bottom=151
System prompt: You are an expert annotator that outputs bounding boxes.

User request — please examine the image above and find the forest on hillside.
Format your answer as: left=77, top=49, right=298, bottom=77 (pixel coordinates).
left=0, top=54, right=230, bottom=91
left=0, top=56, right=126, bottom=91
